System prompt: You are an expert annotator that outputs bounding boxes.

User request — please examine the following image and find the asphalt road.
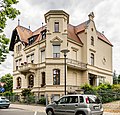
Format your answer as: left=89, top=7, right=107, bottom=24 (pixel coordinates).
left=0, top=105, right=119, bottom=115
left=0, top=107, right=46, bottom=115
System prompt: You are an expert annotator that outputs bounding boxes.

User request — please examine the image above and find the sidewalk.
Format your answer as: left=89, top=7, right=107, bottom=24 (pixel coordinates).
left=103, top=101, right=120, bottom=113
left=10, top=104, right=46, bottom=113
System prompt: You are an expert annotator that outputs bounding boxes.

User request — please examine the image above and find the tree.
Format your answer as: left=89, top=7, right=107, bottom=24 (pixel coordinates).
left=0, top=73, right=13, bottom=92
left=0, top=0, right=20, bottom=64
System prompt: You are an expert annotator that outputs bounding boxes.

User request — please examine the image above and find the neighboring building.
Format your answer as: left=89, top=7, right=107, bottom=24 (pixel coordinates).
left=9, top=10, right=113, bottom=101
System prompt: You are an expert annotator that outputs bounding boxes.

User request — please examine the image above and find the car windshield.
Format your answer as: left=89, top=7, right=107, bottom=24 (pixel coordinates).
left=88, top=96, right=101, bottom=104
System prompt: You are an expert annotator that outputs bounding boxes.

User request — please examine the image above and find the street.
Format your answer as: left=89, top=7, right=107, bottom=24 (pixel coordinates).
left=0, top=107, right=46, bottom=115
left=0, top=104, right=120, bottom=115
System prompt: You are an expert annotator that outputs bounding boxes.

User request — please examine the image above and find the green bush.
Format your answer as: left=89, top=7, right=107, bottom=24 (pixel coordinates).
left=26, top=95, right=35, bottom=104
left=37, top=97, right=46, bottom=105
left=80, top=83, right=120, bottom=103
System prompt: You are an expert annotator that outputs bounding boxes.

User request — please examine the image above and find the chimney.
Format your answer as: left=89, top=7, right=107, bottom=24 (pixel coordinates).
left=88, top=12, right=94, bottom=21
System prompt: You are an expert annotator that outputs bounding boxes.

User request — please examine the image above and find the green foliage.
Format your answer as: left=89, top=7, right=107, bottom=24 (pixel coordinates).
left=21, top=89, right=32, bottom=97
left=26, top=94, right=35, bottom=104
left=0, top=34, right=9, bottom=63
left=97, top=83, right=112, bottom=90
left=0, top=0, right=20, bottom=63
left=37, top=97, right=46, bottom=105
left=81, top=83, right=120, bottom=103
left=112, top=84, right=120, bottom=93
left=0, top=73, right=13, bottom=92
left=81, top=84, right=96, bottom=94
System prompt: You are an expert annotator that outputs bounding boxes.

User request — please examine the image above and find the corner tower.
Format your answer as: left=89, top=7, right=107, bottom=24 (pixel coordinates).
left=44, top=10, right=69, bottom=58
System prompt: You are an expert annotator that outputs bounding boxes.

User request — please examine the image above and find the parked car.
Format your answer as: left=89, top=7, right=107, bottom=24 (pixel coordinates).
left=0, top=96, right=10, bottom=108
left=46, top=94, right=103, bottom=115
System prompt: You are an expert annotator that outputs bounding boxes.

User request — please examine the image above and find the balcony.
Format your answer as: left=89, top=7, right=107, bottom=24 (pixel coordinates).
left=67, top=58, right=87, bottom=70
left=18, top=63, right=37, bottom=74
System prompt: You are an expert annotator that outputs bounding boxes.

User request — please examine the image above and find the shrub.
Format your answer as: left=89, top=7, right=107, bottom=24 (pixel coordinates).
left=80, top=83, right=120, bottom=103
left=26, top=94, right=35, bottom=104
left=37, top=97, right=46, bottom=105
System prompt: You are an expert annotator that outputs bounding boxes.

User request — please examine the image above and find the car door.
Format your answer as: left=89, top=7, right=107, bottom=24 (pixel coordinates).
left=54, top=96, right=69, bottom=115
left=65, top=96, right=79, bottom=115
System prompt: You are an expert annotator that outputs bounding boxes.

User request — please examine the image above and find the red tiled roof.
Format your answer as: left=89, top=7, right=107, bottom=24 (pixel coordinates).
left=97, top=31, right=112, bottom=46
left=33, top=26, right=46, bottom=36
left=67, top=24, right=83, bottom=44
left=16, top=26, right=32, bottom=43
left=75, top=20, right=89, bottom=34
left=14, top=21, right=112, bottom=46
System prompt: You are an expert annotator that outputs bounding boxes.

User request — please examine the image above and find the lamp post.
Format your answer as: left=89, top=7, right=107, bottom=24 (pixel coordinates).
left=61, top=49, right=70, bottom=95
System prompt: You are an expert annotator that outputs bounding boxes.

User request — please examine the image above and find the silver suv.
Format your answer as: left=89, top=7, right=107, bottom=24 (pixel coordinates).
left=46, top=94, right=103, bottom=115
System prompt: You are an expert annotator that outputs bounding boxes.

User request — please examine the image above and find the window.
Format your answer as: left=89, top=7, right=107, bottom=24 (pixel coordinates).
left=26, top=54, right=34, bottom=63
left=79, top=96, right=84, bottom=103
left=17, top=77, right=21, bottom=89
left=90, top=53, right=94, bottom=65
left=18, top=44, right=22, bottom=51
left=28, top=75, right=34, bottom=88
left=41, top=72, right=46, bottom=87
left=54, top=22, right=59, bottom=32
left=91, top=36, right=94, bottom=46
left=31, top=54, right=34, bottom=63
left=58, top=97, right=69, bottom=104
left=26, top=55, right=30, bottom=63
left=53, top=69, right=60, bottom=85
left=99, top=76, right=105, bottom=85
left=72, top=50, right=77, bottom=60
left=16, top=44, right=22, bottom=52
left=16, top=60, right=18, bottom=70
left=53, top=45, right=60, bottom=58
left=69, top=96, right=78, bottom=103
left=41, top=30, right=46, bottom=39
left=28, top=37, right=34, bottom=45
left=41, top=50, right=45, bottom=62
left=15, top=59, right=22, bottom=70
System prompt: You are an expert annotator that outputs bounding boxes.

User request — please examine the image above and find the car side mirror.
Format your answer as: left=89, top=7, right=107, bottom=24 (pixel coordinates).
left=54, top=101, right=58, bottom=104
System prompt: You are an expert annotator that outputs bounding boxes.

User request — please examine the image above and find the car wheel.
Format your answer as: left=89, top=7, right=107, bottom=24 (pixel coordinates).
left=47, top=109, right=54, bottom=115
left=5, top=106, right=9, bottom=108
left=76, top=111, right=85, bottom=115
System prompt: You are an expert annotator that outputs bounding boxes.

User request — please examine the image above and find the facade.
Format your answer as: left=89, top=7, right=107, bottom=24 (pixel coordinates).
left=9, top=10, right=113, bottom=101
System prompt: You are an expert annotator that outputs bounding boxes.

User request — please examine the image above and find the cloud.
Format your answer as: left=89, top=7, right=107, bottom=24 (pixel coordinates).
left=1, top=0, right=120, bottom=77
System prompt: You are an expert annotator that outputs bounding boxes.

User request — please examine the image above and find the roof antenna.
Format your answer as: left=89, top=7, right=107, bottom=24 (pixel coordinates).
left=29, top=25, right=30, bottom=30
left=102, top=31, right=104, bottom=34
left=42, top=22, right=43, bottom=29
left=18, top=19, right=20, bottom=26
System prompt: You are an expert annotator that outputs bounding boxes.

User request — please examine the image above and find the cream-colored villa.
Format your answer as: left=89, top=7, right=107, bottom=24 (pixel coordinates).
left=9, top=10, right=113, bottom=101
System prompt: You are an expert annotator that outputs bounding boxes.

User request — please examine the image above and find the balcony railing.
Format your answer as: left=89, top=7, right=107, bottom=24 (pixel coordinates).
left=18, top=63, right=37, bottom=74
left=67, top=58, right=87, bottom=70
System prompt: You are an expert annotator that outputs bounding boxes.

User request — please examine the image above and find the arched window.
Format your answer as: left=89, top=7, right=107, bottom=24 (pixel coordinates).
left=28, top=75, right=34, bottom=88
left=17, top=77, right=21, bottom=89
left=53, top=69, right=60, bottom=85
left=90, top=53, right=94, bottom=65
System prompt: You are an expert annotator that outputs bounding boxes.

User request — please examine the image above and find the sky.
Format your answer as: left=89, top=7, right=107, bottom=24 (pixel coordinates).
left=0, top=0, right=120, bottom=77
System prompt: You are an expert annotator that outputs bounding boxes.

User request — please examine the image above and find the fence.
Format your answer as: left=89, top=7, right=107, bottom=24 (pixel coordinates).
left=1, top=90, right=120, bottom=104
left=84, top=90, right=120, bottom=103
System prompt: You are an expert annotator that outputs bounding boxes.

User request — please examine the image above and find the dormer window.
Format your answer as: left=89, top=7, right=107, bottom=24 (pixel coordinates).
left=41, top=30, right=46, bottom=39
left=28, top=37, right=35, bottom=45
left=54, top=22, right=59, bottom=32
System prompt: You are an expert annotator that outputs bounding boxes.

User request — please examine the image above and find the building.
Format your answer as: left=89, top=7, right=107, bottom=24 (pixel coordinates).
left=9, top=10, right=113, bottom=101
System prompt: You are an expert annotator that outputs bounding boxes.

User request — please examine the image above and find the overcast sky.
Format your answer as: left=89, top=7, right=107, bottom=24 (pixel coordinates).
left=0, top=0, right=120, bottom=77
